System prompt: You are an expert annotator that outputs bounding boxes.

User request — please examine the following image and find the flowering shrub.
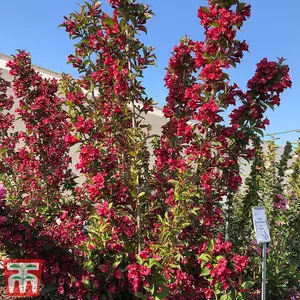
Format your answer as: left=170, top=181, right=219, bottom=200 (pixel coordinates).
left=0, top=0, right=292, bottom=299
left=0, top=53, right=89, bottom=298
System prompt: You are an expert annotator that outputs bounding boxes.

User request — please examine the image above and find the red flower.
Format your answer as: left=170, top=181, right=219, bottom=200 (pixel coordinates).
left=114, top=268, right=122, bottom=279
left=100, top=264, right=109, bottom=273
left=232, top=254, right=248, bottom=273
left=58, top=286, right=64, bottom=295
left=0, top=216, right=7, bottom=224
left=108, top=283, right=116, bottom=294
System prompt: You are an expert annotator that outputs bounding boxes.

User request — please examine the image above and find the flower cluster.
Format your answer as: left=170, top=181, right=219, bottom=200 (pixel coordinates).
left=275, top=194, right=289, bottom=210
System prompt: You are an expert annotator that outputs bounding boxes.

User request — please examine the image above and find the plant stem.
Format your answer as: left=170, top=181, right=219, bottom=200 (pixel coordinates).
left=127, top=37, right=141, bottom=254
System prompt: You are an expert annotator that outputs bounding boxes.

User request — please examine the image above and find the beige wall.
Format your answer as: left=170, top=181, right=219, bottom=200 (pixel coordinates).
left=0, top=54, right=167, bottom=183
left=0, top=53, right=290, bottom=182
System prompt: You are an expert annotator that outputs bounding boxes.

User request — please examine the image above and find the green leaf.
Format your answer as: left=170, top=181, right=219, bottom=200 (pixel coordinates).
left=208, top=239, right=215, bottom=251
left=102, top=18, right=114, bottom=27
left=200, top=267, right=211, bottom=276
left=214, top=282, right=222, bottom=295
left=210, top=22, right=220, bottom=27
left=113, top=255, right=123, bottom=268
left=236, top=3, right=247, bottom=13
left=216, top=255, right=224, bottom=262
left=169, top=263, right=181, bottom=269
left=253, top=128, right=264, bottom=136
left=120, top=19, right=127, bottom=31
left=236, top=292, right=245, bottom=300
left=201, top=6, right=210, bottom=14
left=136, top=254, right=143, bottom=265
left=267, top=102, right=274, bottom=111
left=84, top=260, right=94, bottom=273
left=198, top=253, right=210, bottom=262
left=155, top=286, right=169, bottom=299
left=228, top=290, right=235, bottom=300
left=241, top=281, right=254, bottom=289
left=144, top=12, right=152, bottom=19
left=83, top=278, right=90, bottom=289
left=87, top=293, right=93, bottom=300
left=138, top=25, right=147, bottom=34
left=41, top=284, right=57, bottom=295
left=149, top=280, right=155, bottom=294
left=94, top=1, right=102, bottom=8
left=138, top=192, right=145, bottom=198
left=148, top=258, right=162, bottom=269
left=135, top=292, right=145, bottom=299
left=229, top=61, right=237, bottom=68
left=168, top=179, right=178, bottom=185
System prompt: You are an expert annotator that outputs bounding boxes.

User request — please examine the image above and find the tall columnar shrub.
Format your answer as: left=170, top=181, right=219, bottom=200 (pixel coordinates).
left=0, top=0, right=292, bottom=299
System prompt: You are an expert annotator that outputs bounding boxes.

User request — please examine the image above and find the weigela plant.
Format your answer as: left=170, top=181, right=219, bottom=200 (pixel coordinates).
left=0, top=0, right=291, bottom=299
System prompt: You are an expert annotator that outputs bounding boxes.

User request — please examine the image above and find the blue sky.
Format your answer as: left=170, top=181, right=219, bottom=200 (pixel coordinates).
left=0, top=0, right=299, bottom=144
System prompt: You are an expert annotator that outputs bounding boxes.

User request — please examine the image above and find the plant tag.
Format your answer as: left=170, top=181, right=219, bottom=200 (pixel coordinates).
left=252, top=206, right=271, bottom=243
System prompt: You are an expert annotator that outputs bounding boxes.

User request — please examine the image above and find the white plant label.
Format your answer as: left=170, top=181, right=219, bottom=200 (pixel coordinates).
left=252, top=206, right=271, bottom=243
